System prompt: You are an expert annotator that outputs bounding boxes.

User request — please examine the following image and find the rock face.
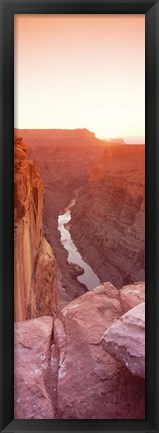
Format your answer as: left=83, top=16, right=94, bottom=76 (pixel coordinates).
left=14, top=283, right=145, bottom=419
left=101, top=302, right=145, bottom=379
left=31, top=237, right=58, bottom=319
left=119, top=281, right=145, bottom=313
left=14, top=316, right=54, bottom=419
left=54, top=283, right=145, bottom=419
left=14, top=128, right=104, bottom=302
left=14, top=137, right=58, bottom=321
left=71, top=144, right=145, bottom=288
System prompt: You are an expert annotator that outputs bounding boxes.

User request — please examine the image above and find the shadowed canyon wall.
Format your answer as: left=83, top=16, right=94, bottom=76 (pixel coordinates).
left=14, top=137, right=58, bottom=321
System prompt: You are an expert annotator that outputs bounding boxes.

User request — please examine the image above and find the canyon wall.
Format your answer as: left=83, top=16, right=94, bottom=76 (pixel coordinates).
left=70, top=144, right=145, bottom=288
left=14, top=137, right=58, bottom=321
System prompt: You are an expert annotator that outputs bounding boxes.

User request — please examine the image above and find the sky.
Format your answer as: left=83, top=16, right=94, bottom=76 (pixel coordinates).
left=14, top=14, right=145, bottom=142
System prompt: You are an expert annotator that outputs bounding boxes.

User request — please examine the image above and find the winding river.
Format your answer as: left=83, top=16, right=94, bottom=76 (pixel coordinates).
left=58, top=198, right=101, bottom=291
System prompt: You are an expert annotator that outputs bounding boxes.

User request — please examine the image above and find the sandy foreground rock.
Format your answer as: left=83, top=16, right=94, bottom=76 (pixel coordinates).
left=119, top=282, right=145, bottom=313
left=54, top=283, right=145, bottom=419
left=14, top=316, right=54, bottom=419
left=101, top=302, right=145, bottom=379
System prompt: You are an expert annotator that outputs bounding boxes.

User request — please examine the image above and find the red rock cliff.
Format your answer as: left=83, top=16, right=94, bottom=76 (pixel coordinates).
left=14, top=137, right=58, bottom=321
left=70, top=144, right=145, bottom=287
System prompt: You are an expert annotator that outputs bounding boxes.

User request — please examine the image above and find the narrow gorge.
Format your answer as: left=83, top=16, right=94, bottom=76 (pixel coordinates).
left=14, top=130, right=145, bottom=419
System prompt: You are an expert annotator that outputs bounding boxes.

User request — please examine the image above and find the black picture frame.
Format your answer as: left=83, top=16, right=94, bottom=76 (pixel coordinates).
left=0, top=0, right=159, bottom=432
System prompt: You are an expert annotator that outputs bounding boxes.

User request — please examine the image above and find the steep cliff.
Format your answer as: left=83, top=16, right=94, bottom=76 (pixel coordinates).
left=14, top=137, right=58, bottom=321
left=70, top=144, right=145, bottom=287
left=14, top=128, right=104, bottom=300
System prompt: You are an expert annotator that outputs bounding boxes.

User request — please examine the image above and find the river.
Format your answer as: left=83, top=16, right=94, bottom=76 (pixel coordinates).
left=58, top=198, right=101, bottom=291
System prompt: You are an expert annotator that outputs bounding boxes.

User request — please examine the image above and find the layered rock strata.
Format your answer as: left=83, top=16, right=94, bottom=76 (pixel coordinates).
left=70, top=144, right=145, bottom=288
left=14, top=137, right=58, bottom=321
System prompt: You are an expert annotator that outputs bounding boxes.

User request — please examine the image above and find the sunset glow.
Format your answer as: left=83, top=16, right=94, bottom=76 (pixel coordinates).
left=14, top=14, right=145, bottom=141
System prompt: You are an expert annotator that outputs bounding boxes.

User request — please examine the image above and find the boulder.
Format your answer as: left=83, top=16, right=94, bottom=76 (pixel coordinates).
left=119, top=282, right=145, bottom=313
left=53, top=284, right=145, bottom=419
left=101, top=302, right=145, bottom=379
left=14, top=316, right=54, bottom=419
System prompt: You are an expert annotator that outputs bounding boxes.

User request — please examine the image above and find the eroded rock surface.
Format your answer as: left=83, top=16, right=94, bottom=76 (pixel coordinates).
left=14, top=316, right=54, bottom=419
left=14, top=283, right=145, bottom=419
left=54, top=283, right=145, bottom=419
left=101, top=302, right=145, bottom=379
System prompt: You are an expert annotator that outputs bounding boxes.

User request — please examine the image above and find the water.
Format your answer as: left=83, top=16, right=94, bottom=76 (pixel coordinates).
left=58, top=198, right=101, bottom=291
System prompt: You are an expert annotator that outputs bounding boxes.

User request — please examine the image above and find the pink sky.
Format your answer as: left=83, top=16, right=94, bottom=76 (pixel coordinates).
left=14, top=14, right=145, bottom=141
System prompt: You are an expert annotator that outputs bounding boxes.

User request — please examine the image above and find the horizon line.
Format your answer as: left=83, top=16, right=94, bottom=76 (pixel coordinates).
left=14, top=127, right=145, bottom=142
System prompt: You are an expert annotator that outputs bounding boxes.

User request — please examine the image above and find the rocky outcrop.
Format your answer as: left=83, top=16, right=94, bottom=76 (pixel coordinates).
left=54, top=283, right=145, bottom=419
left=119, top=281, right=145, bottom=313
left=101, top=302, right=145, bottom=379
left=14, top=137, right=58, bottom=321
left=14, top=282, right=145, bottom=419
left=14, top=316, right=54, bottom=419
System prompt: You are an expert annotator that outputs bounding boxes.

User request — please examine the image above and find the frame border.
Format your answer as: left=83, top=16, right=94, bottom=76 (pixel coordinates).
left=0, top=0, right=159, bottom=432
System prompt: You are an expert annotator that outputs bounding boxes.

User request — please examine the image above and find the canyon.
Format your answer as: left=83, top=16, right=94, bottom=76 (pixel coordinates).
left=15, top=129, right=145, bottom=297
left=14, top=130, right=145, bottom=419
